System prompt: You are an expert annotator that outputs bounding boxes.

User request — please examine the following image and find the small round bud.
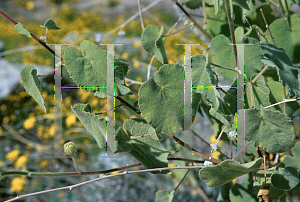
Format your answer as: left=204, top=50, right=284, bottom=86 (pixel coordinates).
left=64, top=141, right=77, bottom=155
left=184, top=20, right=190, bottom=26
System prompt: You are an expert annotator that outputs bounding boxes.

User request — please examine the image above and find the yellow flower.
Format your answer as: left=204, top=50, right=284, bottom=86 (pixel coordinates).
left=1, top=104, right=7, bottom=111
left=122, top=52, right=129, bottom=59
left=90, top=97, right=99, bottom=107
left=48, top=124, right=54, bottom=138
left=5, top=150, right=21, bottom=161
left=39, top=159, right=50, bottom=168
left=15, top=155, right=29, bottom=168
left=232, top=178, right=237, bottom=184
left=210, top=134, right=223, bottom=146
left=211, top=151, right=221, bottom=159
left=10, top=177, right=26, bottom=193
left=130, top=115, right=138, bottom=119
left=66, top=114, right=77, bottom=128
left=23, top=117, right=36, bottom=130
left=26, top=1, right=35, bottom=10
left=133, top=61, right=140, bottom=68
left=0, top=160, right=4, bottom=166
left=133, top=41, right=141, bottom=48
left=36, top=145, right=43, bottom=153
left=2, top=116, right=9, bottom=123
left=110, top=167, right=121, bottom=175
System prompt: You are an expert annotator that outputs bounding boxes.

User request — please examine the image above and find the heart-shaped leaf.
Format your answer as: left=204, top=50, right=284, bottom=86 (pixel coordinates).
left=20, top=66, right=46, bottom=113
left=229, top=182, right=258, bottom=202
left=39, top=19, right=61, bottom=30
left=238, top=107, right=296, bottom=153
left=138, top=63, right=201, bottom=134
left=271, top=166, right=299, bottom=190
left=156, top=190, right=174, bottom=202
left=199, top=158, right=262, bottom=187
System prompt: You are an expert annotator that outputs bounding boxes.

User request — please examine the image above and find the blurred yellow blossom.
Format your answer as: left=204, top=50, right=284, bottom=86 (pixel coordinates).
left=66, top=114, right=77, bottom=128
left=2, top=116, right=9, bottom=123
left=1, top=104, right=7, bottom=111
left=211, top=151, right=221, bottom=159
left=133, top=41, right=141, bottom=48
left=23, top=117, right=36, bottom=130
left=5, top=150, right=21, bottom=161
left=10, top=177, right=26, bottom=193
left=48, top=124, right=54, bottom=138
left=39, top=159, right=50, bottom=168
left=133, top=61, right=140, bottom=68
left=26, top=1, right=35, bottom=10
left=210, top=134, right=223, bottom=146
left=36, top=145, right=43, bottom=153
left=122, top=52, right=129, bottom=59
left=90, top=97, right=99, bottom=107
left=15, top=155, right=29, bottom=168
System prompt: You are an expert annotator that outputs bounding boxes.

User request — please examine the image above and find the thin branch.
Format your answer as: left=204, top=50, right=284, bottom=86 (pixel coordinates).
left=202, top=1, right=207, bottom=28
left=163, top=24, right=193, bottom=37
left=95, top=104, right=124, bottom=115
left=130, top=134, right=150, bottom=139
left=260, top=8, right=275, bottom=45
left=210, top=62, right=237, bottom=72
left=0, top=10, right=64, bottom=70
left=243, top=12, right=267, bottom=42
left=224, top=0, right=238, bottom=69
left=219, top=88, right=244, bottom=103
left=216, top=126, right=227, bottom=143
left=137, top=0, right=145, bottom=30
left=232, top=142, right=251, bottom=160
left=250, top=85, right=254, bottom=108
left=125, top=78, right=144, bottom=85
left=264, top=98, right=300, bottom=109
left=5, top=166, right=204, bottom=202
left=115, top=96, right=141, bottom=115
left=147, top=55, right=155, bottom=80
left=267, top=0, right=280, bottom=8
left=174, top=169, right=190, bottom=191
left=190, top=129, right=230, bottom=159
left=246, top=65, right=269, bottom=91
left=284, top=0, right=290, bottom=17
left=171, top=0, right=212, bottom=41
left=162, top=132, right=222, bottom=164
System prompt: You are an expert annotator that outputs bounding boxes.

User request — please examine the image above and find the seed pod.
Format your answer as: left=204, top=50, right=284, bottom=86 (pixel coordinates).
left=64, top=141, right=77, bottom=156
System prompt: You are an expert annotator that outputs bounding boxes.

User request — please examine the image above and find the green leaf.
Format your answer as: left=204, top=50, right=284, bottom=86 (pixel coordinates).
left=199, top=158, right=262, bottom=187
left=260, top=42, right=300, bottom=98
left=39, top=19, right=61, bottom=30
left=115, top=118, right=170, bottom=174
left=138, top=63, right=201, bottom=134
left=156, top=189, right=174, bottom=202
left=182, top=0, right=203, bottom=9
left=20, top=66, right=46, bottom=113
left=217, top=182, right=233, bottom=202
left=271, top=166, right=299, bottom=190
left=283, top=141, right=300, bottom=170
left=14, top=22, right=32, bottom=38
left=229, top=181, right=258, bottom=202
left=245, top=73, right=271, bottom=109
left=141, top=25, right=168, bottom=64
left=232, top=0, right=250, bottom=10
left=206, top=5, right=228, bottom=37
left=64, top=40, right=131, bottom=98
left=266, top=14, right=300, bottom=63
left=71, top=103, right=106, bottom=149
left=238, top=107, right=296, bottom=153
left=211, top=35, right=264, bottom=81
left=192, top=54, right=232, bottom=126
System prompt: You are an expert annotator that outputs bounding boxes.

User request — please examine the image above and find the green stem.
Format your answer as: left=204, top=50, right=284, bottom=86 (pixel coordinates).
left=71, top=155, right=80, bottom=173
left=116, top=96, right=141, bottom=115
left=163, top=24, right=193, bottom=37
left=224, top=0, right=238, bottom=69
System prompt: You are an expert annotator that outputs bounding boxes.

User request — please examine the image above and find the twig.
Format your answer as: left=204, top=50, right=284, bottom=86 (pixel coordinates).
left=224, top=0, right=238, bottom=69
left=260, top=8, right=275, bottom=45
left=0, top=10, right=64, bottom=69
left=162, top=132, right=222, bottom=164
left=174, top=169, right=190, bottom=191
left=264, top=98, right=300, bottom=109
left=163, top=24, right=193, bottom=37
left=137, top=0, right=145, bottom=30
left=232, top=142, right=251, bottom=160
left=284, top=0, right=290, bottom=17
left=202, top=1, right=207, bottom=28
left=210, top=62, right=237, bottom=72
left=115, top=96, right=141, bottom=115
left=147, top=55, right=155, bottom=80
left=95, top=104, right=123, bottom=115
left=246, top=65, right=269, bottom=91
left=267, top=0, right=280, bottom=8
left=5, top=166, right=204, bottom=202
left=190, top=129, right=230, bottom=159
left=243, top=12, right=268, bottom=42
left=250, top=85, right=254, bottom=108
left=216, top=126, right=227, bottom=143
left=125, top=78, right=144, bottom=85
left=171, top=0, right=212, bottom=41
left=130, top=134, right=151, bottom=139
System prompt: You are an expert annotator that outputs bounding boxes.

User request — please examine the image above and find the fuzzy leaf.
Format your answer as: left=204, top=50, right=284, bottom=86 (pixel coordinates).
left=271, top=166, right=299, bottom=190
left=14, top=22, right=32, bottom=38
left=238, top=107, right=296, bottom=153
left=283, top=141, right=300, bottom=170
left=115, top=119, right=169, bottom=174
left=20, top=66, right=46, bottom=113
left=39, top=19, right=61, bottom=30
left=229, top=182, right=258, bottom=202
left=141, top=25, right=168, bottom=64
left=199, top=158, right=262, bottom=187
left=156, top=190, right=174, bottom=202
left=260, top=42, right=300, bottom=98
left=71, top=103, right=106, bottom=149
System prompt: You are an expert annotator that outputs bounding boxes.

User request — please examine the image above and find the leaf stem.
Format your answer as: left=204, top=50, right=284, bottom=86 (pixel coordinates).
left=232, top=142, right=251, bottom=160
left=95, top=103, right=124, bottom=115
left=171, top=0, right=212, bottom=41
left=174, top=169, right=190, bottom=191
left=71, top=155, right=80, bottom=173
left=260, top=8, right=275, bottom=45
left=115, top=96, right=141, bottom=115
left=246, top=65, right=269, bottom=91
left=264, top=98, right=300, bottom=109
left=162, top=132, right=222, bottom=164
left=224, top=0, right=238, bottom=69
left=137, top=0, right=145, bottom=30
left=163, top=24, right=193, bottom=37
left=210, top=62, right=237, bottom=72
